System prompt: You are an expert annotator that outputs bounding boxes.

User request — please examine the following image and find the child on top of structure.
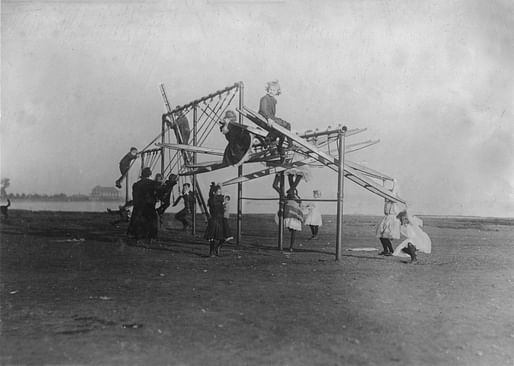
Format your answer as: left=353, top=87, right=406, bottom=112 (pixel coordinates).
left=258, top=80, right=292, bottom=158
left=393, top=211, right=431, bottom=263
left=219, top=110, right=252, bottom=166
left=115, top=147, right=138, bottom=189
left=303, top=190, right=323, bottom=240
left=223, top=194, right=233, bottom=242
left=375, top=181, right=402, bottom=256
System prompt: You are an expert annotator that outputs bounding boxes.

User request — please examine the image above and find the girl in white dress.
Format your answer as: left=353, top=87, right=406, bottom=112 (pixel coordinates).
left=393, top=211, right=431, bottom=262
left=303, top=190, right=323, bottom=240
left=375, top=181, right=402, bottom=255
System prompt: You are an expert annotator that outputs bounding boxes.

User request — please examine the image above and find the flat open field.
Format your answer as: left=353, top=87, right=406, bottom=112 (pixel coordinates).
left=1, top=210, right=513, bottom=366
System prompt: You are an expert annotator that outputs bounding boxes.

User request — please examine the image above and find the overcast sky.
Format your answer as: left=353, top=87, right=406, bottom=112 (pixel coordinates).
left=1, top=0, right=513, bottom=217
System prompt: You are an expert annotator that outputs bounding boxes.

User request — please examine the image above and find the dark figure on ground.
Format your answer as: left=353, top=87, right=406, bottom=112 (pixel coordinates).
left=204, top=183, right=227, bottom=257
left=127, top=167, right=160, bottom=244
left=107, top=200, right=133, bottom=227
left=156, top=173, right=178, bottom=224
left=115, top=147, right=138, bottom=189
left=1, top=199, right=11, bottom=219
left=173, top=183, right=196, bottom=231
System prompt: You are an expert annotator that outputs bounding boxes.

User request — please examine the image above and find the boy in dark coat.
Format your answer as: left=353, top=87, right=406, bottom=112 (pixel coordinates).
left=115, top=147, right=138, bottom=189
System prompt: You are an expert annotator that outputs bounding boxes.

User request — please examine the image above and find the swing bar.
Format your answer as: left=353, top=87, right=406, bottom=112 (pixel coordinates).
left=166, top=82, right=241, bottom=115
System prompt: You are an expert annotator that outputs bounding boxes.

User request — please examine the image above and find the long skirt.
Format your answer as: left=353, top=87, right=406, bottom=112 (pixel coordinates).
left=376, top=214, right=401, bottom=239
left=204, top=216, right=226, bottom=241
left=128, top=204, right=158, bottom=240
left=393, top=224, right=432, bottom=258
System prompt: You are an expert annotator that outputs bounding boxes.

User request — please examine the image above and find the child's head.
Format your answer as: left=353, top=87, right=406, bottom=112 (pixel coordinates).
left=129, top=147, right=138, bottom=156
left=313, top=190, right=321, bottom=199
left=223, top=110, right=237, bottom=124
left=397, top=211, right=409, bottom=225
left=183, top=183, right=191, bottom=193
left=141, top=167, right=152, bottom=178
left=154, top=173, right=163, bottom=183
left=265, top=80, right=281, bottom=96
left=214, top=185, right=222, bottom=196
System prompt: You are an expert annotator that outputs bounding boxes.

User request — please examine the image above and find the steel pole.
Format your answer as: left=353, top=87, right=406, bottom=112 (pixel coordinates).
left=278, top=172, right=285, bottom=251
left=192, top=105, right=197, bottom=236
left=336, top=126, right=347, bottom=261
left=237, top=82, right=244, bottom=246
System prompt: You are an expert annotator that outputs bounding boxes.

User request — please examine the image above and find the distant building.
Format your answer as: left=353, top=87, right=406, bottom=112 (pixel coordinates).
left=90, top=186, right=121, bottom=201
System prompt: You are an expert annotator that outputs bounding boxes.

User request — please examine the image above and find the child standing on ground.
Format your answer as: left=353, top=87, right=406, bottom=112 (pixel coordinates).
left=115, top=147, right=138, bottom=189
left=303, top=190, right=323, bottom=240
left=204, top=184, right=227, bottom=257
left=375, top=181, right=402, bottom=256
left=223, top=195, right=233, bottom=242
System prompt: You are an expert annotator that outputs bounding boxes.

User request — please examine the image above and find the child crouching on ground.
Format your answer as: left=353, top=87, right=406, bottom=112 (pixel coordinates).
left=393, top=211, right=432, bottom=263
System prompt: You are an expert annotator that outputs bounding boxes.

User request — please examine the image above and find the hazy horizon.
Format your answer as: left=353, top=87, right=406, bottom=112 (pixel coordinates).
left=2, top=0, right=513, bottom=217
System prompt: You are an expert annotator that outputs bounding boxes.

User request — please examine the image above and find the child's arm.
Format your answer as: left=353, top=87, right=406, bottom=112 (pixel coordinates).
left=172, top=195, right=182, bottom=207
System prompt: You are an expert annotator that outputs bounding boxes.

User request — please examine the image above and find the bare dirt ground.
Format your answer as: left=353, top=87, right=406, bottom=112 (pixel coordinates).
left=1, top=210, right=513, bottom=366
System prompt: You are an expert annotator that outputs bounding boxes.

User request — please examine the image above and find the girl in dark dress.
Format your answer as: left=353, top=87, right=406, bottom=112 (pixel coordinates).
left=204, top=183, right=226, bottom=257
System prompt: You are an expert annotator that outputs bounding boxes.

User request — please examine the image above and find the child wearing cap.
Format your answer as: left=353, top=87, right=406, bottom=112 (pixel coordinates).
left=115, top=147, right=138, bottom=189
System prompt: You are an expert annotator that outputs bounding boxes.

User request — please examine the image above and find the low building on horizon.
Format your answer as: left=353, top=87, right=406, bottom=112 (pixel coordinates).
left=90, top=186, right=122, bottom=201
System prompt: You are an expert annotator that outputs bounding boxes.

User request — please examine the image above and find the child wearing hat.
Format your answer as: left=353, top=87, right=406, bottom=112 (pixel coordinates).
left=115, top=147, right=138, bottom=189
left=220, top=110, right=252, bottom=166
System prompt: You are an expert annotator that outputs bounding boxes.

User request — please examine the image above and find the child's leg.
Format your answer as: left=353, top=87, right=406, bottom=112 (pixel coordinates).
left=289, top=229, right=296, bottom=251
left=407, top=243, right=417, bottom=262
left=379, top=238, right=392, bottom=255
left=386, top=239, right=394, bottom=253
left=310, top=225, right=316, bottom=236
left=272, top=174, right=282, bottom=194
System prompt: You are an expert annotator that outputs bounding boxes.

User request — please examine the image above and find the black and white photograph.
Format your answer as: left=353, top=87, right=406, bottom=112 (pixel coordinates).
left=1, top=0, right=513, bottom=365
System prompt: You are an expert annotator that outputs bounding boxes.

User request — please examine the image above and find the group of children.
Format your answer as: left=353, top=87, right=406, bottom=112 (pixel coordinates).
left=375, top=182, right=431, bottom=263
left=113, top=80, right=431, bottom=261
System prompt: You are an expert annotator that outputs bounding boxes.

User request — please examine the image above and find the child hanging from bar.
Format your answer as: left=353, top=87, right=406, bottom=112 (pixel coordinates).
left=162, top=111, right=190, bottom=144
left=172, top=182, right=196, bottom=231
left=283, top=188, right=303, bottom=252
left=393, top=211, right=431, bottom=263
left=115, top=147, right=138, bottom=189
left=303, top=190, right=323, bottom=240
left=155, top=173, right=179, bottom=224
left=258, top=80, right=292, bottom=160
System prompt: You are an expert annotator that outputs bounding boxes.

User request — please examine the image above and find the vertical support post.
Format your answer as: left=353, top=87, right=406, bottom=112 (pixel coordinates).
left=236, top=82, right=244, bottom=246
left=278, top=172, right=285, bottom=251
left=335, top=126, right=347, bottom=261
left=125, top=170, right=129, bottom=204
left=161, top=118, right=165, bottom=176
left=192, top=105, right=198, bottom=236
